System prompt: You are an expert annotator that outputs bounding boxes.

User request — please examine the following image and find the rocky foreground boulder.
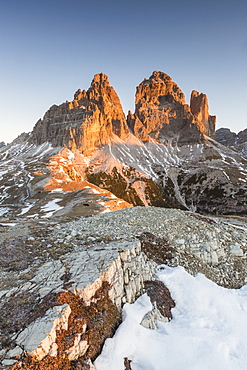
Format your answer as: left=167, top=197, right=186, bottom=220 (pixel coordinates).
left=0, top=207, right=247, bottom=369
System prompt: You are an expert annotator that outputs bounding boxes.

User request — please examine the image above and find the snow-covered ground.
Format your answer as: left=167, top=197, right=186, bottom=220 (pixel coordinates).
left=95, top=266, right=247, bottom=370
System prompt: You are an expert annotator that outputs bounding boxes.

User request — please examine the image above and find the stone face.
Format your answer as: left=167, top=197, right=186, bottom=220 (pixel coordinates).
left=30, top=71, right=216, bottom=155
left=190, top=90, right=216, bottom=138
left=216, top=127, right=247, bottom=158
left=31, top=73, right=130, bottom=155
left=216, top=128, right=237, bottom=146
left=16, top=304, right=71, bottom=360
left=127, top=71, right=216, bottom=145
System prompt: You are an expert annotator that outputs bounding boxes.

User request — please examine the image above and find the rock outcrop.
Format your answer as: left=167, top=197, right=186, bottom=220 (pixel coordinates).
left=31, top=71, right=216, bottom=154
left=216, top=128, right=237, bottom=146
left=127, top=71, right=216, bottom=145
left=190, top=90, right=216, bottom=138
left=31, top=73, right=129, bottom=155
left=216, top=127, right=247, bottom=158
left=1, top=71, right=246, bottom=218
left=1, top=207, right=247, bottom=368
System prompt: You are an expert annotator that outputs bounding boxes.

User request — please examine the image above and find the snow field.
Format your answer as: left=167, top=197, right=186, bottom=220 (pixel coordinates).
left=95, top=266, right=247, bottom=370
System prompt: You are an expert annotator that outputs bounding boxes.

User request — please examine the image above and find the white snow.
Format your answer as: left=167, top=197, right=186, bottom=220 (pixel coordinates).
left=95, top=266, right=247, bottom=370
left=20, top=204, right=33, bottom=215
left=41, top=199, right=63, bottom=218
left=90, top=188, right=100, bottom=194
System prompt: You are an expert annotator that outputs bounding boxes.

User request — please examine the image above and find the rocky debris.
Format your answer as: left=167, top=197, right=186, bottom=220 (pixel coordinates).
left=51, top=207, right=247, bottom=289
left=0, top=228, right=156, bottom=367
left=0, top=141, right=132, bottom=218
left=138, top=232, right=174, bottom=264
left=127, top=71, right=215, bottom=145
left=0, top=142, right=5, bottom=149
left=30, top=73, right=129, bottom=155
left=124, top=357, right=132, bottom=370
left=0, top=207, right=247, bottom=368
left=216, top=127, right=247, bottom=158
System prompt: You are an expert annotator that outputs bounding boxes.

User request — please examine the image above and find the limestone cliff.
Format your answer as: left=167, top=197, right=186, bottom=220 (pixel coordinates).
left=31, top=73, right=129, bottom=155
left=190, top=90, right=216, bottom=138
left=31, top=71, right=216, bottom=153
left=127, top=71, right=216, bottom=145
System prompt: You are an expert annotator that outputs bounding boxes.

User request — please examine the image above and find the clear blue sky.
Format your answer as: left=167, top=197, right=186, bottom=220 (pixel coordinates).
left=0, top=0, right=246, bottom=143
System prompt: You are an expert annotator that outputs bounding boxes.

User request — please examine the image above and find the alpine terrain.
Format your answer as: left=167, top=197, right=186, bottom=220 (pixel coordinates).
left=0, top=71, right=247, bottom=369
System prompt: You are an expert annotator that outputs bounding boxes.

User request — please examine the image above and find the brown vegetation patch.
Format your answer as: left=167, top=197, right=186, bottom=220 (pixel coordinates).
left=17, top=282, right=121, bottom=369
left=144, top=280, right=175, bottom=320
left=188, top=213, right=217, bottom=225
left=138, top=232, right=174, bottom=264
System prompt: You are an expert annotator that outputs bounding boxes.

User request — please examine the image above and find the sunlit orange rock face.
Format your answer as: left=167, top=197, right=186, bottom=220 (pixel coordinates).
left=190, top=90, right=216, bottom=138
left=31, top=70, right=216, bottom=154
left=127, top=71, right=216, bottom=144
left=31, top=73, right=129, bottom=155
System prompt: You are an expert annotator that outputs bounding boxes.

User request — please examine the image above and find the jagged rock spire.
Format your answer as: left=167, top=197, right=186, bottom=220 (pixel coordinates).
left=31, top=73, right=129, bottom=154
left=127, top=71, right=216, bottom=145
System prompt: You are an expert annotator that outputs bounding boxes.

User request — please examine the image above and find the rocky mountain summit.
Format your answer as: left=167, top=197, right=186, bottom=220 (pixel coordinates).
left=127, top=71, right=216, bottom=144
left=31, top=73, right=129, bottom=155
left=31, top=71, right=215, bottom=151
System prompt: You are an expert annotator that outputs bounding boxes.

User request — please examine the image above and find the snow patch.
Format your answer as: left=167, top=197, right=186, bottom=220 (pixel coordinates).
left=95, top=266, right=247, bottom=370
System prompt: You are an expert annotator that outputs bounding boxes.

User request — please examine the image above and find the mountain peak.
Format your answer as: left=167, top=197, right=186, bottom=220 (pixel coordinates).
left=128, top=71, right=216, bottom=144
left=190, top=90, right=216, bottom=138
left=91, top=72, right=110, bottom=85
left=137, top=71, right=185, bottom=105
left=30, top=72, right=129, bottom=154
